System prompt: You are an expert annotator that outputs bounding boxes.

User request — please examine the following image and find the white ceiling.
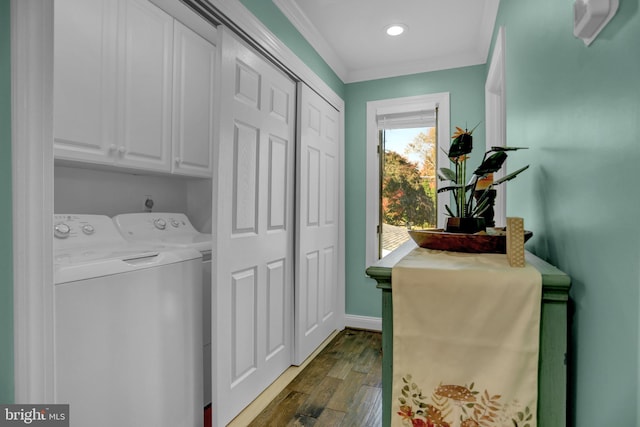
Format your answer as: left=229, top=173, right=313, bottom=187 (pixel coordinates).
left=273, top=0, right=500, bottom=83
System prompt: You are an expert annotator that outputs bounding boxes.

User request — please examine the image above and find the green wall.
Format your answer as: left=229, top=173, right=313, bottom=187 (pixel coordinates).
left=344, top=68, right=487, bottom=317
left=0, top=0, right=14, bottom=404
left=492, top=1, right=640, bottom=425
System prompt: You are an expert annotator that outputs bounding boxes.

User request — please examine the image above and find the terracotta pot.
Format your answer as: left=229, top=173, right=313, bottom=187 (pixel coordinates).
left=445, top=217, right=486, bottom=234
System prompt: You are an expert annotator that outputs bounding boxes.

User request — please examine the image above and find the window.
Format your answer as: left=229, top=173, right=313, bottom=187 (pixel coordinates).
left=380, top=126, right=437, bottom=257
left=366, top=93, right=450, bottom=263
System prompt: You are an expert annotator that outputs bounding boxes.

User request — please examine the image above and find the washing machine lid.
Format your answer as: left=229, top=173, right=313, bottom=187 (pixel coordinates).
left=112, top=212, right=212, bottom=253
left=148, top=234, right=212, bottom=253
left=54, top=245, right=201, bottom=285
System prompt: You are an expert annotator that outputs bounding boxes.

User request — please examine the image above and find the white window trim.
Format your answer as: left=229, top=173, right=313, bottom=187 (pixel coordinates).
left=485, top=26, right=507, bottom=227
left=365, top=93, right=450, bottom=266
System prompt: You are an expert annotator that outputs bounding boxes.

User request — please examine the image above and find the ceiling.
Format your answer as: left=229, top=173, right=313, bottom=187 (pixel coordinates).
left=273, top=0, right=500, bottom=83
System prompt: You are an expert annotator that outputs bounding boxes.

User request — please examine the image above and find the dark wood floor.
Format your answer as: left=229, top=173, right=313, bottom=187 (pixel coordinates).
left=248, top=329, right=383, bottom=427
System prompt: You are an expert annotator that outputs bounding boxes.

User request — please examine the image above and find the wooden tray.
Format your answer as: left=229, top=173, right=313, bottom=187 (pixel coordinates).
left=408, top=228, right=533, bottom=254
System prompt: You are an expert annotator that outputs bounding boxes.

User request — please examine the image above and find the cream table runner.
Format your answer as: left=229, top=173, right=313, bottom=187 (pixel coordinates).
left=391, top=248, right=542, bottom=427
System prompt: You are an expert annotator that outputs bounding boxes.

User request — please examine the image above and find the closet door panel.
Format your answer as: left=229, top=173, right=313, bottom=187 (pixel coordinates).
left=232, top=122, right=259, bottom=234
left=214, top=28, right=295, bottom=427
left=295, top=83, right=341, bottom=365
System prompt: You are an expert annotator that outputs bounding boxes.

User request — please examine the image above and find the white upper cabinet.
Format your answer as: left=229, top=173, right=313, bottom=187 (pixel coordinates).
left=54, top=0, right=217, bottom=177
left=116, top=0, right=173, bottom=172
left=54, top=0, right=119, bottom=165
left=171, top=21, right=217, bottom=177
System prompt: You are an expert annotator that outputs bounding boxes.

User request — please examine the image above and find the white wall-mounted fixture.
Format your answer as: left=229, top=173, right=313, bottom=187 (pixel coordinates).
left=573, top=0, right=619, bottom=46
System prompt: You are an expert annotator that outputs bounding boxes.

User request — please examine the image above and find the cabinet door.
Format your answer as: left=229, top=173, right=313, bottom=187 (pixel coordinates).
left=172, top=22, right=217, bottom=178
left=115, top=0, right=173, bottom=172
left=53, top=0, right=118, bottom=165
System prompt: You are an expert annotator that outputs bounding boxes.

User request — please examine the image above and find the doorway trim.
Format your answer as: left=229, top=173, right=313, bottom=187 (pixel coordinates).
left=11, top=0, right=55, bottom=403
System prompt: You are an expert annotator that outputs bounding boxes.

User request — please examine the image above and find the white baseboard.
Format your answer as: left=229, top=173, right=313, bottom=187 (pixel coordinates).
left=344, top=314, right=382, bottom=332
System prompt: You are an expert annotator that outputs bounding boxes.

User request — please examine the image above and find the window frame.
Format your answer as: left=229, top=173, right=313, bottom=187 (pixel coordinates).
left=365, top=92, right=450, bottom=266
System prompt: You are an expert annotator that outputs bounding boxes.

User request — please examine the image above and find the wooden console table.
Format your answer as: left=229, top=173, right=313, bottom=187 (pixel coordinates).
left=366, top=241, right=571, bottom=427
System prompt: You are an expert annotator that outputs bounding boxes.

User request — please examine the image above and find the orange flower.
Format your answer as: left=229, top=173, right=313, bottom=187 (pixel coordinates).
left=397, top=405, right=414, bottom=420
left=452, top=126, right=471, bottom=139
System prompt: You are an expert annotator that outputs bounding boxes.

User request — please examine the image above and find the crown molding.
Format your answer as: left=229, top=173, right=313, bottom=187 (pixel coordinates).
left=348, top=51, right=486, bottom=83
left=272, top=0, right=348, bottom=82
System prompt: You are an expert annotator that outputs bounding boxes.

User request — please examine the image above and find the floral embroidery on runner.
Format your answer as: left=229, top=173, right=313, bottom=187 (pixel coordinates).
left=396, top=375, right=534, bottom=427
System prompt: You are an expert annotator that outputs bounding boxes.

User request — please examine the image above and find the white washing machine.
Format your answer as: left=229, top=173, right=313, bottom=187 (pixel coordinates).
left=53, top=214, right=203, bottom=427
left=112, top=212, right=213, bottom=406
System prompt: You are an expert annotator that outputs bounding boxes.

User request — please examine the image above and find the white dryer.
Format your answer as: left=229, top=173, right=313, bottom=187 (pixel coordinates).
left=112, top=212, right=213, bottom=406
left=53, top=214, right=203, bottom=427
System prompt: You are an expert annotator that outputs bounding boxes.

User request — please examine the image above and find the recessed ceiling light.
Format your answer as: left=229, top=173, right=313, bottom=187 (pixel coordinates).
left=385, top=24, right=406, bottom=36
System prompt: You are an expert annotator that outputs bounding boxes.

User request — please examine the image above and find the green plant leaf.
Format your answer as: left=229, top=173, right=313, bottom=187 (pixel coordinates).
left=439, top=167, right=457, bottom=182
left=448, top=133, right=473, bottom=158
left=493, top=165, right=530, bottom=185
left=437, top=184, right=464, bottom=193
left=488, top=146, right=528, bottom=152
left=444, top=205, right=455, bottom=217
left=437, top=183, right=473, bottom=194
left=471, top=198, right=491, bottom=217
left=474, top=151, right=507, bottom=175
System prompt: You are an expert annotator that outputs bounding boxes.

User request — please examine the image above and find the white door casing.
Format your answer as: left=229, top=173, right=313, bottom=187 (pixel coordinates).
left=294, top=83, right=340, bottom=365
left=485, top=26, right=507, bottom=227
left=213, top=27, right=296, bottom=426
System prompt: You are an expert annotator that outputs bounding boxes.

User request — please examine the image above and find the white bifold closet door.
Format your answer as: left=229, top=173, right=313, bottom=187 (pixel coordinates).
left=294, top=83, right=340, bottom=365
left=213, top=28, right=296, bottom=426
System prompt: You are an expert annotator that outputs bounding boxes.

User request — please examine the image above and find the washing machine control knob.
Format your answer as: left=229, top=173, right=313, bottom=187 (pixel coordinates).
left=154, top=218, right=167, bottom=230
left=170, top=219, right=180, bottom=228
left=82, top=224, right=95, bottom=235
left=54, top=223, right=71, bottom=239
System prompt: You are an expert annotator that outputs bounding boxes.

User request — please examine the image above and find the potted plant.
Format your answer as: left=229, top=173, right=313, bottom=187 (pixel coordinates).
left=438, top=125, right=529, bottom=233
